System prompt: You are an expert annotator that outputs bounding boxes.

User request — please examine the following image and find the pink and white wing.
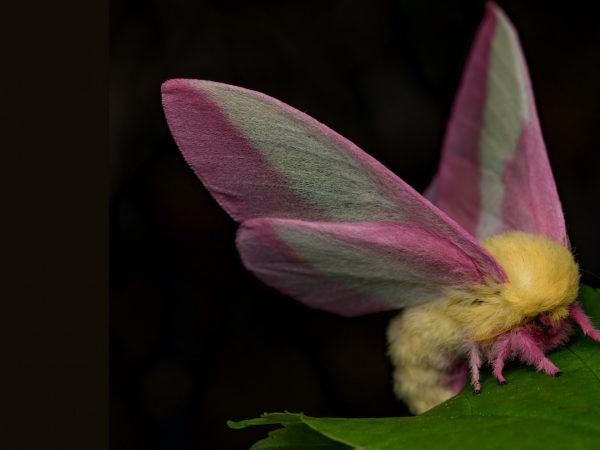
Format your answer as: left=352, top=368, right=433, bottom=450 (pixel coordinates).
left=162, top=79, right=506, bottom=316
left=238, top=219, right=500, bottom=316
left=426, top=3, right=567, bottom=245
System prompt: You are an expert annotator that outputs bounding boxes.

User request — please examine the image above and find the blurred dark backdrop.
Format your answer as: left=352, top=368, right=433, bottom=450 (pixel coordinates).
left=110, top=1, right=600, bottom=449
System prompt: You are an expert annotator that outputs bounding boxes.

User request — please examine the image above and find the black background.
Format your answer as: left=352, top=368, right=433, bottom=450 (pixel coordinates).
left=110, top=1, right=600, bottom=449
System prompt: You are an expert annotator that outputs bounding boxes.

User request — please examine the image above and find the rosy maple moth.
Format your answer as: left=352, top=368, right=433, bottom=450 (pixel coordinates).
left=160, top=2, right=600, bottom=414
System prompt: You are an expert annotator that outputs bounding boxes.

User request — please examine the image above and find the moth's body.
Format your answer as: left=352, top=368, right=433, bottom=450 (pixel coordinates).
left=387, top=231, right=580, bottom=414
left=162, top=3, right=600, bottom=420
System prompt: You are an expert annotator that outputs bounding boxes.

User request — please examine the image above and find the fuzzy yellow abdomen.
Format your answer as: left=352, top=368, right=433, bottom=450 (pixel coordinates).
left=387, top=300, right=466, bottom=414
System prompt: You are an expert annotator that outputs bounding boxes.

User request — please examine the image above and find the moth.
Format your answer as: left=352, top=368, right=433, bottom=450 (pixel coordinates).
left=161, top=3, right=600, bottom=414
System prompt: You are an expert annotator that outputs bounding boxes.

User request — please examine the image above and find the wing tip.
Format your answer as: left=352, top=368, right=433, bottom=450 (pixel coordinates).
left=162, top=78, right=268, bottom=97
left=161, top=79, right=233, bottom=118
left=161, top=78, right=195, bottom=96
left=484, top=2, right=519, bottom=39
left=481, top=2, right=501, bottom=35
left=161, top=78, right=235, bottom=98
left=484, top=2, right=505, bottom=20
left=484, top=1, right=499, bottom=14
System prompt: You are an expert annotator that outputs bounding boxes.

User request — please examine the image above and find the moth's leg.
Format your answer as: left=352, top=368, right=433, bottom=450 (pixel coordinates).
left=469, top=343, right=482, bottom=393
left=570, top=303, right=600, bottom=342
left=538, top=315, right=572, bottom=350
left=491, top=335, right=510, bottom=384
left=513, top=329, right=560, bottom=376
left=446, top=359, right=469, bottom=395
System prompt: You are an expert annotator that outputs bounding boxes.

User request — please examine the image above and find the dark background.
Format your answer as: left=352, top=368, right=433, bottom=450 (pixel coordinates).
left=110, top=1, right=600, bottom=449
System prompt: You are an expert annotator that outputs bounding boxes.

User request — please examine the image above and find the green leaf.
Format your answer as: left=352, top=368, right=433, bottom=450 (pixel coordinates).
left=230, top=285, right=600, bottom=449
left=250, top=423, right=351, bottom=450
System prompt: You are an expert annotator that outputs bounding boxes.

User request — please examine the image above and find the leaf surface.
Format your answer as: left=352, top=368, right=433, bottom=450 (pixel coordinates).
left=230, top=285, right=600, bottom=449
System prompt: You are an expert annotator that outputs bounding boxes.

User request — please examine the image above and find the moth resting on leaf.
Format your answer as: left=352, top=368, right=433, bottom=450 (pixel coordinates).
left=161, top=3, right=600, bottom=414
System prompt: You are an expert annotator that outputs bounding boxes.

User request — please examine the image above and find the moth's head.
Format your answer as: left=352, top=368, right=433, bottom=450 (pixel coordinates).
left=447, top=231, right=579, bottom=342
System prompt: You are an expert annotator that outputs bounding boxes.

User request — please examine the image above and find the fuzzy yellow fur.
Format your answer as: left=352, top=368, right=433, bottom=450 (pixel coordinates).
left=387, top=231, right=580, bottom=414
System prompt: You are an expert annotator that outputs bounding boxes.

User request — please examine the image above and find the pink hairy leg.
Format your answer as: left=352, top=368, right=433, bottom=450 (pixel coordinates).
left=469, top=343, right=482, bottom=393
left=570, top=303, right=600, bottom=342
left=445, top=360, right=469, bottom=395
left=536, top=315, right=572, bottom=351
left=512, top=328, right=561, bottom=376
left=492, top=334, right=511, bottom=384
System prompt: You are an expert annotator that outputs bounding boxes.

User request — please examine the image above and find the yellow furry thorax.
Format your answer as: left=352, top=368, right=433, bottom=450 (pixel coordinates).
left=445, top=231, right=580, bottom=342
